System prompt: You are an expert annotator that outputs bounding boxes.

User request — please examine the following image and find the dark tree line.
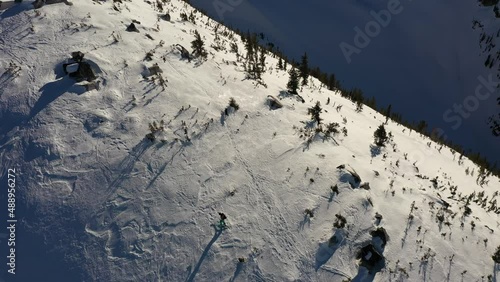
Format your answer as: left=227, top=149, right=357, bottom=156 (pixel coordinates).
left=241, top=31, right=266, bottom=81
left=475, top=0, right=500, bottom=138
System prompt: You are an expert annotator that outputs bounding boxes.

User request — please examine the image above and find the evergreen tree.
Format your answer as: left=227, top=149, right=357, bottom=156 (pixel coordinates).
left=416, top=120, right=428, bottom=134
left=299, top=52, right=309, bottom=86
left=350, top=88, right=364, bottom=104
left=328, top=73, right=337, bottom=90
left=244, top=31, right=254, bottom=61
left=243, top=32, right=265, bottom=80
left=188, top=11, right=196, bottom=24
left=308, top=101, right=323, bottom=124
left=374, top=124, right=388, bottom=146
left=318, top=71, right=328, bottom=86
left=355, top=100, right=363, bottom=113
left=250, top=63, right=258, bottom=79
left=258, top=50, right=266, bottom=79
left=277, top=57, right=283, bottom=70
left=385, top=104, right=392, bottom=124
left=191, top=30, right=207, bottom=59
left=287, top=68, right=299, bottom=94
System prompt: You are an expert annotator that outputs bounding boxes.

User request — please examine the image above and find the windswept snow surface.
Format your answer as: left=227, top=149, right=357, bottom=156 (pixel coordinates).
left=0, top=1, right=499, bottom=281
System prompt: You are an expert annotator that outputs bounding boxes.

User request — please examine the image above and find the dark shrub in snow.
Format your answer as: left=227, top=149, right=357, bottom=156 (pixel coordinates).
left=493, top=245, right=500, bottom=263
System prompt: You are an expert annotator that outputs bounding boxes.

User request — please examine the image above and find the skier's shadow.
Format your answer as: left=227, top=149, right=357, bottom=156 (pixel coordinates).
left=185, top=226, right=222, bottom=282
left=229, top=262, right=244, bottom=282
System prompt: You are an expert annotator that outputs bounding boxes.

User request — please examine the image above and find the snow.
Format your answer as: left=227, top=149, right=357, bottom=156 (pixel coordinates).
left=0, top=1, right=499, bottom=281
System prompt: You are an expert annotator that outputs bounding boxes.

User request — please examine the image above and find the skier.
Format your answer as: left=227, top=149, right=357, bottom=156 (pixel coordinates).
left=218, top=212, right=227, bottom=228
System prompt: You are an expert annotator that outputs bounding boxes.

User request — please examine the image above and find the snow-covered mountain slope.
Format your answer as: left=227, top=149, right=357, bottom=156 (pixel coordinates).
left=0, top=1, right=499, bottom=281
left=190, top=0, right=500, bottom=165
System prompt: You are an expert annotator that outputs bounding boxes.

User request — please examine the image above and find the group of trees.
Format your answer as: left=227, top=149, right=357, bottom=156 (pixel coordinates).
left=374, top=124, right=388, bottom=147
left=285, top=57, right=369, bottom=115
left=241, top=32, right=267, bottom=81
left=286, top=53, right=310, bottom=93
left=179, top=0, right=499, bottom=177
left=191, top=30, right=207, bottom=59
left=283, top=51, right=497, bottom=176
left=287, top=68, right=300, bottom=94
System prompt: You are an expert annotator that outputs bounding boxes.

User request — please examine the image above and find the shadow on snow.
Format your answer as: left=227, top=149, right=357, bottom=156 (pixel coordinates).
left=0, top=2, right=32, bottom=19
left=185, top=226, right=222, bottom=282
left=315, top=229, right=346, bottom=271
